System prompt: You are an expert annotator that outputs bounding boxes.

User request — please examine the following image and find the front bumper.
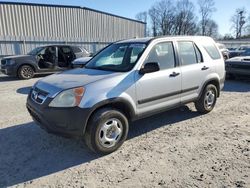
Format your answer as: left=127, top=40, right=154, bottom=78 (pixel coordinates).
left=0, top=64, right=17, bottom=76
left=26, top=93, right=91, bottom=138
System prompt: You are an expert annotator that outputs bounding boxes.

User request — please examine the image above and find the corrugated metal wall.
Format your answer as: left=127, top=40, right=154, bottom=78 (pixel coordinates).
left=0, top=3, right=146, bottom=57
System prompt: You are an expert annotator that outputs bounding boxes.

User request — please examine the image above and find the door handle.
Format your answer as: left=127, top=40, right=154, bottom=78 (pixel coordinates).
left=201, top=66, right=209, bottom=70
left=169, top=72, right=180, bottom=77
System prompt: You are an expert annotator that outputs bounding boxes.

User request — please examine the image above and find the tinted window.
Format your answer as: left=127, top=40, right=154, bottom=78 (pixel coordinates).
left=145, top=42, right=175, bottom=70
left=203, top=43, right=221, bottom=59
left=178, top=41, right=197, bottom=66
left=61, top=47, right=72, bottom=54
left=71, top=46, right=82, bottom=53
left=28, top=47, right=44, bottom=55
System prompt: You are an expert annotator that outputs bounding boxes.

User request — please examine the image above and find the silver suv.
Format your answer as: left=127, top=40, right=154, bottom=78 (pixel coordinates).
left=27, top=36, right=225, bottom=154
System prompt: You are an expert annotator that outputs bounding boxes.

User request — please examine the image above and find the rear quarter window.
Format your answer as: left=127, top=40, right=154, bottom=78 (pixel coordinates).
left=202, top=42, right=221, bottom=60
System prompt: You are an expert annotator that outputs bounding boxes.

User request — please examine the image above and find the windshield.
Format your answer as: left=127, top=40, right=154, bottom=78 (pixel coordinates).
left=28, top=47, right=45, bottom=55
left=85, top=43, right=147, bottom=72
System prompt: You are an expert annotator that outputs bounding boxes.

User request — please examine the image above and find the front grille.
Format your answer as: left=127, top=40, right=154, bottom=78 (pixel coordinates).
left=31, top=87, right=49, bottom=104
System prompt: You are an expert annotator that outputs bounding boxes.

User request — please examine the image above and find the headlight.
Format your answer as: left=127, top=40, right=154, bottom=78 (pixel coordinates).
left=6, top=59, right=16, bottom=65
left=49, top=87, right=85, bottom=107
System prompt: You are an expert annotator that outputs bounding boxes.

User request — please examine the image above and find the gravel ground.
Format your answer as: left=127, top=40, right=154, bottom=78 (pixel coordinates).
left=0, top=74, right=249, bottom=188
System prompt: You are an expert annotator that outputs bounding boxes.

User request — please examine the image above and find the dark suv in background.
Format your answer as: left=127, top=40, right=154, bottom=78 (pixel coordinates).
left=0, top=45, right=90, bottom=79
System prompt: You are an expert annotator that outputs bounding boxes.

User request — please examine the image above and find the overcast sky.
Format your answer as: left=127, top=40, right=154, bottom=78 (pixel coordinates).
left=2, top=0, right=250, bottom=36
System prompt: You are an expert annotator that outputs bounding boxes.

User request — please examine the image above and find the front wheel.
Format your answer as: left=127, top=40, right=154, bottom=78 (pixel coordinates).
left=17, top=65, right=35, bottom=79
left=195, top=84, right=217, bottom=114
left=84, top=108, right=129, bottom=154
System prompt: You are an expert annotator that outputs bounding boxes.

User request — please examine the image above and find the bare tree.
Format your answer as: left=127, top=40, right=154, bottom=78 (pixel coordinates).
left=246, top=14, right=250, bottom=36
left=135, top=11, right=147, bottom=23
left=231, top=8, right=247, bottom=38
left=148, top=5, right=160, bottom=36
left=156, top=0, right=176, bottom=35
left=205, top=19, right=218, bottom=38
left=148, top=0, right=176, bottom=36
left=197, top=0, right=216, bottom=36
left=135, top=11, right=151, bottom=36
left=174, top=0, right=198, bottom=35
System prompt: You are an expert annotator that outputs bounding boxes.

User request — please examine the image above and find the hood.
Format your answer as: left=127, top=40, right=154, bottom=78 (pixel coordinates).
left=226, top=56, right=250, bottom=62
left=35, top=68, right=122, bottom=96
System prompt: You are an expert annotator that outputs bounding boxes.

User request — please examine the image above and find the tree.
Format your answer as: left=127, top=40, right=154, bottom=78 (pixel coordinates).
left=148, top=5, right=160, bottom=36
left=197, top=0, right=216, bottom=36
left=205, top=19, right=218, bottom=38
left=246, top=14, right=250, bottom=36
left=230, top=8, right=247, bottom=38
left=156, top=0, right=176, bottom=35
left=174, top=0, right=198, bottom=35
left=223, top=34, right=234, bottom=40
left=135, top=11, right=151, bottom=36
left=135, top=11, right=147, bottom=23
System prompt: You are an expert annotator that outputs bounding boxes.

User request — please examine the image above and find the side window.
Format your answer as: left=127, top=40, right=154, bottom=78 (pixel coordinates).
left=202, top=43, right=221, bottom=60
left=61, top=46, right=72, bottom=54
left=71, top=46, right=82, bottom=53
left=145, top=42, right=175, bottom=70
left=177, top=41, right=197, bottom=66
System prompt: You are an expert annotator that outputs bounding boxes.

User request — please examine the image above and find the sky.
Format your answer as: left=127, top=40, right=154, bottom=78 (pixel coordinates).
left=1, top=0, right=250, bottom=36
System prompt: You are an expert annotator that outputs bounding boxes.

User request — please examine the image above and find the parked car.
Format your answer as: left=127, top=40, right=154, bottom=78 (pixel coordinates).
left=26, top=36, right=225, bottom=154
left=225, top=56, right=250, bottom=78
left=241, top=48, right=250, bottom=56
left=71, top=57, right=92, bottom=68
left=0, top=45, right=90, bottom=79
left=217, top=43, right=229, bottom=60
left=229, top=45, right=250, bottom=58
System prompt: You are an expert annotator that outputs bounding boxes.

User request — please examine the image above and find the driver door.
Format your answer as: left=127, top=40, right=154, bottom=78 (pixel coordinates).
left=135, top=41, right=181, bottom=115
left=37, top=46, right=57, bottom=72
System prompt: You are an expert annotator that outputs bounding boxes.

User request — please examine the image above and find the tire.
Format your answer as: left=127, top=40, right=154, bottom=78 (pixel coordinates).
left=195, top=84, right=217, bottom=114
left=17, top=65, right=35, bottom=79
left=84, top=108, right=129, bottom=154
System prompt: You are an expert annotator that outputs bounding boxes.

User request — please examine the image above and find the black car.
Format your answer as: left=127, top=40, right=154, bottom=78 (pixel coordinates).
left=225, top=56, right=250, bottom=78
left=0, top=45, right=90, bottom=79
left=229, top=46, right=250, bottom=58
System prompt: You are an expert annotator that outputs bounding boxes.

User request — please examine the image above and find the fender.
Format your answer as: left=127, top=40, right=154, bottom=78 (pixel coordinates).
left=82, top=97, right=136, bottom=134
left=198, top=78, right=220, bottom=99
left=17, top=61, right=39, bottom=72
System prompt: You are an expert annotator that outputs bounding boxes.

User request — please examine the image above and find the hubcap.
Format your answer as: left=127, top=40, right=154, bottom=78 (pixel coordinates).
left=205, top=90, right=215, bottom=109
left=21, top=67, right=33, bottom=78
left=99, top=118, right=123, bottom=148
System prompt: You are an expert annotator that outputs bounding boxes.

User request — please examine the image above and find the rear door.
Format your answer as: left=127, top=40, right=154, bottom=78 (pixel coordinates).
left=177, top=41, right=212, bottom=103
left=136, top=41, right=181, bottom=115
left=57, top=46, right=75, bottom=69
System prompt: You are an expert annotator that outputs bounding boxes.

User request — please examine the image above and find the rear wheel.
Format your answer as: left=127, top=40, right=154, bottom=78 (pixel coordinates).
left=84, top=108, right=129, bottom=154
left=17, top=65, right=34, bottom=79
left=195, top=84, right=217, bottom=114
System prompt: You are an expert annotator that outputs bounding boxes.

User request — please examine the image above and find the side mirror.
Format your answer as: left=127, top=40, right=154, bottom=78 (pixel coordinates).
left=139, top=62, right=160, bottom=74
